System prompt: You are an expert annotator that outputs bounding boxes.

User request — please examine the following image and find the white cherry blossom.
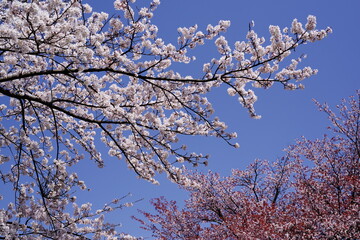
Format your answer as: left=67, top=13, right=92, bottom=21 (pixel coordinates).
left=0, top=0, right=331, bottom=238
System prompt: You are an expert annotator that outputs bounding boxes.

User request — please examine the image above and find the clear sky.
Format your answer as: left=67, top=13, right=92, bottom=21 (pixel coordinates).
left=3, top=0, right=360, bottom=238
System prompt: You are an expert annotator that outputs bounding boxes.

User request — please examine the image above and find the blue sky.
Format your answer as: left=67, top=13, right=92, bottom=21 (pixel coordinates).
left=77, top=0, right=359, bottom=237
left=2, top=0, right=359, bottom=238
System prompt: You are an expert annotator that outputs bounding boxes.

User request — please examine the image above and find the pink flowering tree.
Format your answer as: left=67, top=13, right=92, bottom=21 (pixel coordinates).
left=0, top=0, right=332, bottom=238
left=136, top=91, right=360, bottom=239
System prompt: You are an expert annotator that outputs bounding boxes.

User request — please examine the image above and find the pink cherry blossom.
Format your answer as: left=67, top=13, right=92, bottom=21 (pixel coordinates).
left=137, top=92, right=360, bottom=239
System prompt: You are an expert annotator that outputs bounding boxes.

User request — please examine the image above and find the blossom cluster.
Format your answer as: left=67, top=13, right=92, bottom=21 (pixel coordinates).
left=0, top=0, right=331, bottom=238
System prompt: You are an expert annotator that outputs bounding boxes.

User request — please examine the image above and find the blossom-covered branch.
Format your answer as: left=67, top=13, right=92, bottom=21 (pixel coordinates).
left=0, top=0, right=331, bottom=238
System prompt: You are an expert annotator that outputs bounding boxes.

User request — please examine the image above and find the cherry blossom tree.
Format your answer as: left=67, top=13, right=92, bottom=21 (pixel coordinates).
left=136, top=91, right=360, bottom=239
left=0, top=0, right=332, bottom=238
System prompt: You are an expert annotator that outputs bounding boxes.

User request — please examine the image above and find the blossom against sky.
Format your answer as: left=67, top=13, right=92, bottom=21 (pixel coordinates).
left=76, top=0, right=359, bottom=237
left=1, top=0, right=358, bottom=238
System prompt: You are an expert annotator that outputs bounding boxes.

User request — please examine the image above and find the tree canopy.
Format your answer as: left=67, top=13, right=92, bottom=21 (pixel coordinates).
left=137, top=92, right=360, bottom=239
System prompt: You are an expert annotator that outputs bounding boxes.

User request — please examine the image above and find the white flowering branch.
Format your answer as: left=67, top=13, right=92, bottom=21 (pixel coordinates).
left=0, top=0, right=331, bottom=238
